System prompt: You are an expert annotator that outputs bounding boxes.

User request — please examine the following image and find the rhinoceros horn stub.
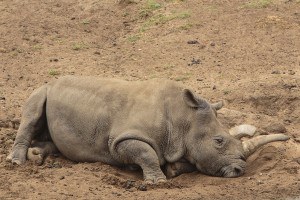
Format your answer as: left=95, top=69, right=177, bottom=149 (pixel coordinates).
left=242, top=134, right=289, bottom=157
left=229, top=124, right=257, bottom=139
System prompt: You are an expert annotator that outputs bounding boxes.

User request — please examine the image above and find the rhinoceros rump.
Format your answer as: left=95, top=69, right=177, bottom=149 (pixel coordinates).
left=7, top=76, right=289, bottom=183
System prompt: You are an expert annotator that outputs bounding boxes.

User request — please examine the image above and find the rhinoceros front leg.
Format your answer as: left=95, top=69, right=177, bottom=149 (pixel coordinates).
left=7, top=86, right=47, bottom=165
left=114, top=140, right=166, bottom=184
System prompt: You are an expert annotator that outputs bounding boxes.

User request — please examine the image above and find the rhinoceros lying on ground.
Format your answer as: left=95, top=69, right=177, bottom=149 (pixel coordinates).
left=7, top=76, right=289, bottom=183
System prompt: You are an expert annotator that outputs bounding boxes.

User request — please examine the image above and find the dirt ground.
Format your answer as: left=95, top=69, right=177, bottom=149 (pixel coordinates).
left=0, top=0, right=299, bottom=199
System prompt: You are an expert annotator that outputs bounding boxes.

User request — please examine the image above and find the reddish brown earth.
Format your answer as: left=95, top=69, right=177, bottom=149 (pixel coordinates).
left=0, top=0, right=300, bottom=199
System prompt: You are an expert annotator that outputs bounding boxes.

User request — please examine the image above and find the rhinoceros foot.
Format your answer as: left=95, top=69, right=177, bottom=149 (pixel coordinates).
left=144, top=176, right=167, bottom=184
left=27, top=141, right=58, bottom=165
left=6, top=146, right=27, bottom=165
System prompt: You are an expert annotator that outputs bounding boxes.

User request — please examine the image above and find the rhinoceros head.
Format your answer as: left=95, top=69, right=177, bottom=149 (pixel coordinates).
left=181, top=89, right=289, bottom=178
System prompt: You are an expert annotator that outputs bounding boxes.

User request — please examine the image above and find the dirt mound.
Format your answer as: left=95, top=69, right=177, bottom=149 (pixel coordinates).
left=0, top=0, right=299, bottom=199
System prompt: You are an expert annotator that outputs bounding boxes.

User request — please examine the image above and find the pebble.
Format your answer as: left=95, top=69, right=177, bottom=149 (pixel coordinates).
left=137, top=184, right=147, bottom=191
left=0, top=48, right=7, bottom=53
left=5, top=139, right=14, bottom=146
left=188, top=58, right=201, bottom=66
left=288, top=70, right=295, bottom=75
left=294, top=138, right=300, bottom=143
left=271, top=70, right=280, bottom=74
left=257, top=180, right=263, bottom=185
left=0, top=154, right=5, bottom=162
left=50, top=58, right=59, bottom=62
left=187, top=40, right=199, bottom=44
left=127, top=187, right=137, bottom=192
left=123, top=180, right=135, bottom=189
left=0, top=120, right=8, bottom=128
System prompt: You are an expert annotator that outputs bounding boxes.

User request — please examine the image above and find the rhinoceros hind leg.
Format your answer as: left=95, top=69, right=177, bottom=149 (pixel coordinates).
left=6, top=85, right=47, bottom=165
left=27, top=141, right=59, bottom=165
left=114, top=140, right=167, bottom=184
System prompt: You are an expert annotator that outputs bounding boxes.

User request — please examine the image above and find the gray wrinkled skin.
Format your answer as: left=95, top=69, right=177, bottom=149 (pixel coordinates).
left=7, top=76, right=246, bottom=183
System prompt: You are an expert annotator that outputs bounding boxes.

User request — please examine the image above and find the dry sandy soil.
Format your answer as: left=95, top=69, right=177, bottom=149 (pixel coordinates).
left=0, top=0, right=300, bottom=199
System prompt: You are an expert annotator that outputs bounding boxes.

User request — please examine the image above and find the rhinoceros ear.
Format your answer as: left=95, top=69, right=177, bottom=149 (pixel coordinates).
left=183, top=89, right=208, bottom=109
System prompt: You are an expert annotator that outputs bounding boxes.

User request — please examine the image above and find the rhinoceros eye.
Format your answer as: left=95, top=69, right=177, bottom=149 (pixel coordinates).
left=213, top=136, right=225, bottom=147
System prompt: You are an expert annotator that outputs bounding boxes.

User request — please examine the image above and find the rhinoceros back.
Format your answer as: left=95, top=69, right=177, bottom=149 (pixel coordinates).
left=45, top=76, right=182, bottom=164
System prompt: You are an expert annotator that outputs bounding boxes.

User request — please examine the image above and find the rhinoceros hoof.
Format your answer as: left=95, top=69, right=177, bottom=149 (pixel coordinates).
left=6, top=149, right=27, bottom=165
left=27, top=147, right=44, bottom=166
left=144, top=176, right=167, bottom=184
left=6, top=154, right=23, bottom=165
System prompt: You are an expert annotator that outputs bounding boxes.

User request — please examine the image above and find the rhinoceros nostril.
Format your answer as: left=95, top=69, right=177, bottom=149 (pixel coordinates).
left=240, top=155, right=246, bottom=162
left=234, top=167, right=242, bottom=175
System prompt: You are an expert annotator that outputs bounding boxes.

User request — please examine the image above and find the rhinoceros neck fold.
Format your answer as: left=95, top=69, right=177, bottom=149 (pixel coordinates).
left=162, top=93, right=189, bottom=163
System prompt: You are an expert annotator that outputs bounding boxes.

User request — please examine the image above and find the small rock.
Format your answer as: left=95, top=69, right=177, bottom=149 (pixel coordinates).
left=294, top=138, right=300, bottom=143
left=198, top=44, right=206, bottom=49
left=210, top=42, right=215, bottom=46
left=264, top=123, right=287, bottom=133
left=50, top=58, right=59, bottom=62
left=59, top=176, right=65, bottom=180
left=212, top=85, right=217, bottom=90
left=283, top=83, right=297, bottom=90
left=0, top=97, right=5, bottom=101
left=94, top=51, right=101, bottom=55
left=288, top=70, right=295, bottom=75
left=137, top=184, right=147, bottom=191
left=0, top=48, right=7, bottom=53
left=127, top=187, right=137, bottom=192
left=197, top=78, right=203, bottom=81
left=188, top=58, right=201, bottom=66
left=123, top=180, right=135, bottom=189
left=53, top=162, right=62, bottom=168
left=283, top=119, right=292, bottom=124
left=271, top=70, right=280, bottom=74
left=257, top=180, right=263, bottom=185
left=5, top=139, right=14, bottom=146
left=187, top=40, right=199, bottom=44
left=0, top=119, right=9, bottom=128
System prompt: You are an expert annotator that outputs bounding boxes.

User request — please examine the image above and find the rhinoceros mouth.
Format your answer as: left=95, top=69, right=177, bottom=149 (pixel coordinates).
left=218, top=164, right=245, bottom=178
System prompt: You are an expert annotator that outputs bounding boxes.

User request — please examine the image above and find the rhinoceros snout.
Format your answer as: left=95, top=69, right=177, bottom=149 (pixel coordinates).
left=221, top=164, right=245, bottom=178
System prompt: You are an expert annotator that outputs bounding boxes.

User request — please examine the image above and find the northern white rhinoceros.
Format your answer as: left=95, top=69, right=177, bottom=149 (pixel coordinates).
left=7, top=76, right=289, bottom=183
